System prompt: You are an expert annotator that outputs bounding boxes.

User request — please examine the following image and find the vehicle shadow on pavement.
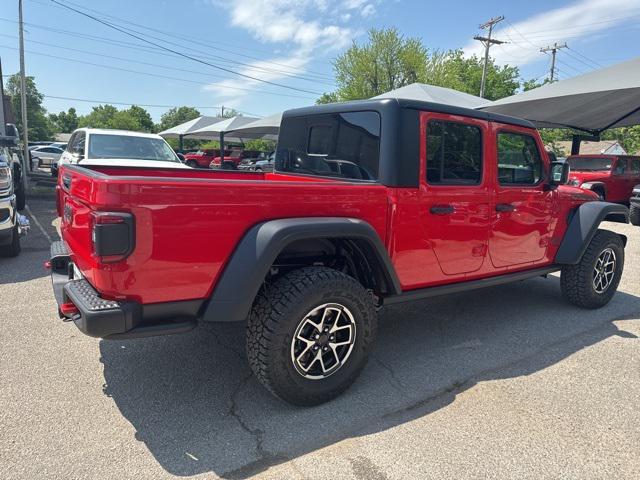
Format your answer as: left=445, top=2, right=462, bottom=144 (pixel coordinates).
left=99, top=276, right=639, bottom=479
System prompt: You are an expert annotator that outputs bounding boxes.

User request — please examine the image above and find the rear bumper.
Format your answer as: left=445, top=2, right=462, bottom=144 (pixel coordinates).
left=50, top=241, right=198, bottom=339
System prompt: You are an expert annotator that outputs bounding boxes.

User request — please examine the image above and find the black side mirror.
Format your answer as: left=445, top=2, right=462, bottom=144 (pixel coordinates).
left=549, top=161, right=570, bottom=186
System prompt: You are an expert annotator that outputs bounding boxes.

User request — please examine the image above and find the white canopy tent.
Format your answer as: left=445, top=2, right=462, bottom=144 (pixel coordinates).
left=186, top=115, right=260, bottom=162
left=157, top=115, right=224, bottom=151
left=373, top=83, right=487, bottom=109
left=479, top=57, right=640, bottom=152
left=225, top=112, right=282, bottom=140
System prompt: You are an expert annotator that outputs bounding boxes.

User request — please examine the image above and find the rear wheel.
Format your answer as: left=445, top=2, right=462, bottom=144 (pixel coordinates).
left=560, top=229, right=624, bottom=309
left=246, top=266, right=377, bottom=406
left=630, top=203, right=640, bottom=226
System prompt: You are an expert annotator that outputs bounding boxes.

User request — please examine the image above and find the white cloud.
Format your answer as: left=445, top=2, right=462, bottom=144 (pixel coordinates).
left=204, top=0, right=377, bottom=105
left=463, top=0, right=640, bottom=67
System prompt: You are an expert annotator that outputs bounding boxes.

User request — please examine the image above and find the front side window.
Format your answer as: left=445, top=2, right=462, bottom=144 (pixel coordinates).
left=613, top=158, right=627, bottom=175
left=497, top=132, right=543, bottom=185
left=275, top=111, right=380, bottom=181
left=426, top=120, right=482, bottom=185
left=631, top=159, right=640, bottom=174
left=87, top=134, right=179, bottom=162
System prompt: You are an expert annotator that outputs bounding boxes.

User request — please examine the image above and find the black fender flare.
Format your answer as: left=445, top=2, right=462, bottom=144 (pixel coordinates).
left=202, top=217, right=401, bottom=323
left=579, top=181, right=606, bottom=198
left=555, top=201, right=629, bottom=265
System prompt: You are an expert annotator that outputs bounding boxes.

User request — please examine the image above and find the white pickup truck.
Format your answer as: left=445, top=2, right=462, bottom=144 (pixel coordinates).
left=53, top=128, right=189, bottom=176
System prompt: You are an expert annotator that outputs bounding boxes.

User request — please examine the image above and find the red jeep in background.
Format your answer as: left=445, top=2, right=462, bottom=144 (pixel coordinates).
left=183, top=148, right=231, bottom=168
left=50, top=99, right=630, bottom=406
left=567, top=154, right=640, bottom=202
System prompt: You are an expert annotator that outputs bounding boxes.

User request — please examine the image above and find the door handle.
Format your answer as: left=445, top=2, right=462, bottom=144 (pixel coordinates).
left=430, top=204, right=455, bottom=215
left=495, top=203, right=515, bottom=212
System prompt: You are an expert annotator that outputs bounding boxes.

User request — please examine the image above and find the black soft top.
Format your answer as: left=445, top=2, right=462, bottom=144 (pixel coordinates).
left=283, top=98, right=535, bottom=129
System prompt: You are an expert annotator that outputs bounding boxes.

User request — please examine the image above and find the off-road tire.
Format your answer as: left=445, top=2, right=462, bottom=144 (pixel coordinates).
left=560, top=229, right=624, bottom=309
left=15, top=185, right=26, bottom=211
left=246, top=266, right=377, bottom=406
left=0, top=224, right=21, bottom=257
left=630, top=203, right=640, bottom=226
left=186, top=160, right=198, bottom=168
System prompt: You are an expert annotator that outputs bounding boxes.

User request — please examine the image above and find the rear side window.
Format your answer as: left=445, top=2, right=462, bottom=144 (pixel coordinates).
left=275, top=111, right=380, bottom=181
left=497, top=132, right=543, bottom=185
left=426, top=120, right=482, bottom=185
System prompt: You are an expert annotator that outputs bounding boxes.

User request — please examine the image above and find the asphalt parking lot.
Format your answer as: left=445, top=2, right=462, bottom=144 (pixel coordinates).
left=1, top=195, right=639, bottom=479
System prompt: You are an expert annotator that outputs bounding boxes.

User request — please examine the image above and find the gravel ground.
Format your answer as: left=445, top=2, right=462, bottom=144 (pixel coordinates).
left=1, top=197, right=638, bottom=479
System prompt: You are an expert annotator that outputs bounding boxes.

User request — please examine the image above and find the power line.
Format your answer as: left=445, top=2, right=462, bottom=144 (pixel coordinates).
left=36, top=0, right=333, bottom=79
left=0, top=16, right=335, bottom=85
left=565, top=46, right=603, bottom=69
left=0, top=44, right=317, bottom=100
left=49, top=0, right=323, bottom=96
left=43, top=94, right=262, bottom=116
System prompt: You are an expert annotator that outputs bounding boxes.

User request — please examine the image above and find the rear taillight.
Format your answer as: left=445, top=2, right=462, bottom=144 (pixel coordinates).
left=90, top=211, right=135, bottom=263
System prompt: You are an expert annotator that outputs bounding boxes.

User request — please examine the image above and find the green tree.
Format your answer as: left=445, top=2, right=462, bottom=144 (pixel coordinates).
left=5, top=73, right=54, bottom=140
left=602, top=126, right=640, bottom=154
left=127, top=105, right=155, bottom=132
left=318, top=28, right=429, bottom=102
left=78, top=104, right=154, bottom=131
left=157, top=106, right=201, bottom=132
left=222, top=108, right=239, bottom=118
left=431, top=50, right=520, bottom=101
left=318, top=30, right=523, bottom=103
left=49, top=107, right=79, bottom=133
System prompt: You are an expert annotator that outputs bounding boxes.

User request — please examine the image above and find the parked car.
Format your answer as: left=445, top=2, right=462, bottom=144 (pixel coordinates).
left=1, top=135, right=30, bottom=256
left=209, top=148, right=245, bottom=169
left=250, top=152, right=275, bottom=172
left=1, top=124, right=26, bottom=210
left=50, top=99, right=629, bottom=406
left=566, top=154, right=640, bottom=202
left=55, top=128, right=189, bottom=177
left=31, top=145, right=64, bottom=168
left=49, top=142, right=68, bottom=150
left=630, top=184, right=640, bottom=226
left=182, top=149, right=230, bottom=168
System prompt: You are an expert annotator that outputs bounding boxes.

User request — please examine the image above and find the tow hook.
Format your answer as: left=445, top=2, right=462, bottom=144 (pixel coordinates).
left=17, top=213, right=30, bottom=237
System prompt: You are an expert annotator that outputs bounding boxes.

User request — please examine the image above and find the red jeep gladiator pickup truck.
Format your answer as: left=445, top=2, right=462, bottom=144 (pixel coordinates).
left=50, top=99, right=630, bottom=405
left=566, top=154, right=640, bottom=202
left=182, top=149, right=230, bottom=168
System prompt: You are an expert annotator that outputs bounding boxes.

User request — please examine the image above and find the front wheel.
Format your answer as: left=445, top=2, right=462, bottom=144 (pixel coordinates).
left=560, top=229, right=624, bottom=309
left=186, top=160, right=198, bottom=168
left=247, top=266, right=377, bottom=406
left=630, top=203, right=640, bottom=226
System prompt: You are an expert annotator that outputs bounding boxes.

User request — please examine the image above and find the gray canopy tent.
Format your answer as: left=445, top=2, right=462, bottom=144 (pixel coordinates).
left=225, top=112, right=282, bottom=140
left=157, top=115, right=224, bottom=152
left=187, top=115, right=259, bottom=163
left=480, top=57, right=640, bottom=153
left=373, top=83, right=487, bottom=109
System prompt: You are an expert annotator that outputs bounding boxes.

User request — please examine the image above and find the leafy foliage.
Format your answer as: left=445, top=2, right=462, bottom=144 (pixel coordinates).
left=158, top=106, right=201, bottom=132
left=77, top=104, right=155, bottom=132
left=318, top=29, right=522, bottom=103
left=48, top=108, right=79, bottom=133
left=5, top=74, right=54, bottom=141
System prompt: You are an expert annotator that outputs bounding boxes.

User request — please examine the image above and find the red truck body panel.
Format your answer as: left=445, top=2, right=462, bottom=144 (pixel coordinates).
left=59, top=167, right=388, bottom=304
left=58, top=111, right=593, bottom=307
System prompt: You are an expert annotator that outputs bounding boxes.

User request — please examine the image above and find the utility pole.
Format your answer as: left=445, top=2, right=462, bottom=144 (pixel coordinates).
left=18, top=0, right=29, bottom=185
left=540, top=42, right=567, bottom=82
left=0, top=58, right=6, bottom=137
left=474, top=15, right=506, bottom=98
left=221, top=105, right=224, bottom=117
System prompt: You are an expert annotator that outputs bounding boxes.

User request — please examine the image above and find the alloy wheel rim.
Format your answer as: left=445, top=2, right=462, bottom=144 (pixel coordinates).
left=593, top=247, right=616, bottom=294
left=290, top=303, right=356, bottom=380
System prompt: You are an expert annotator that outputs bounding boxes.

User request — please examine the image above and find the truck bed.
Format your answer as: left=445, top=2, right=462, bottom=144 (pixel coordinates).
left=58, top=165, right=389, bottom=305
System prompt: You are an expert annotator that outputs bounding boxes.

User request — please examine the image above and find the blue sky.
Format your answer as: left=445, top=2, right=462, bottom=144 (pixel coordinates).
left=1, top=0, right=639, bottom=121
